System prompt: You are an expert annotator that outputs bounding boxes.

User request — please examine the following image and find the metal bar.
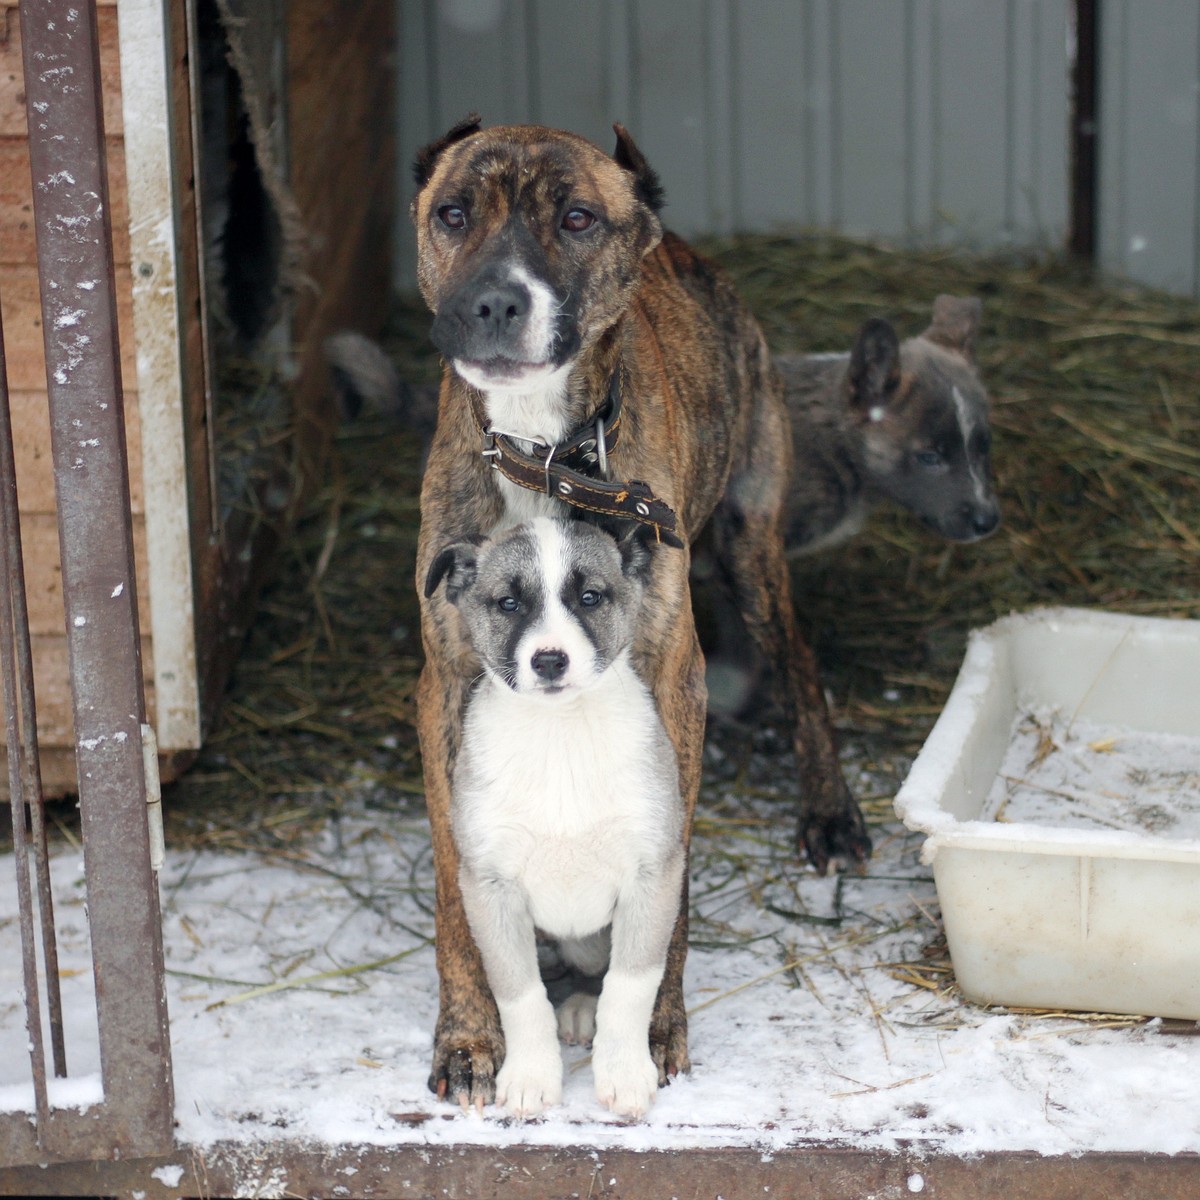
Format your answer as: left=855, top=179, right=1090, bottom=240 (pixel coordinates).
left=1069, top=0, right=1099, bottom=258
left=0, top=296, right=52, bottom=1139
left=0, top=314, right=69, bottom=1081
left=19, top=0, right=174, bottom=1160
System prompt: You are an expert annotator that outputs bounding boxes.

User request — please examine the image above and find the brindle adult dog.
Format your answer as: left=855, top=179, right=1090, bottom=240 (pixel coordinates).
left=412, top=116, right=870, bottom=1106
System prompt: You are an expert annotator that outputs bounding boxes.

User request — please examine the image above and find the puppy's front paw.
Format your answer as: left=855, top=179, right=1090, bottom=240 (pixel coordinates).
left=556, top=992, right=597, bottom=1046
left=495, top=1045, right=563, bottom=1119
left=592, top=1037, right=659, bottom=1119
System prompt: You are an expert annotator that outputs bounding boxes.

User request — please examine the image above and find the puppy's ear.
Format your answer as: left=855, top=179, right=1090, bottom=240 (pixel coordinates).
left=424, top=537, right=484, bottom=603
left=413, top=112, right=482, bottom=188
left=924, top=295, right=982, bottom=364
left=612, top=123, right=666, bottom=214
left=847, top=318, right=901, bottom=420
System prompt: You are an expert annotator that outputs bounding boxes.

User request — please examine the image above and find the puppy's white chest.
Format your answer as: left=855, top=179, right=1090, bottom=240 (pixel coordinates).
left=454, top=664, right=678, bottom=939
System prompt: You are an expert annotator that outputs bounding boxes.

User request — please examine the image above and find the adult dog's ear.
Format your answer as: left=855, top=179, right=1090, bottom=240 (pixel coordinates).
left=923, top=295, right=983, bottom=365
left=413, top=112, right=482, bottom=188
left=424, top=536, right=485, bottom=603
left=846, top=317, right=901, bottom=422
left=612, top=123, right=666, bottom=214
left=617, top=522, right=660, bottom=583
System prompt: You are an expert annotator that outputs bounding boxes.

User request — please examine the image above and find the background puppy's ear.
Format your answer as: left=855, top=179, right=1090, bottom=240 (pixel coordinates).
left=413, top=112, right=482, bottom=187
left=846, top=317, right=901, bottom=419
left=424, top=538, right=484, bottom=602
left=924, top=295, right=983, bottom=364
left=612, top=123, right=666, bottom=215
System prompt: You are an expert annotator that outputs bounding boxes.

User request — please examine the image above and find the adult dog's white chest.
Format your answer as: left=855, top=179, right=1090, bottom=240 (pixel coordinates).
left=453, top=657, right=679, bottom=940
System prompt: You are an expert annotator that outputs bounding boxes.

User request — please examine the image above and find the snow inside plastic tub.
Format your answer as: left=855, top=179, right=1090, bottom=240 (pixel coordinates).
left=894, top=607, right=1200, bottom=1019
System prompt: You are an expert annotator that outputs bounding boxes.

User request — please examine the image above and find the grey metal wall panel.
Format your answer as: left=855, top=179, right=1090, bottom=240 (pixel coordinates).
left=393, top=0, right=1072, bottom=290
left=1098, top=0, right=1200, bottom=297
left=837, top=0, right=912, bottom=237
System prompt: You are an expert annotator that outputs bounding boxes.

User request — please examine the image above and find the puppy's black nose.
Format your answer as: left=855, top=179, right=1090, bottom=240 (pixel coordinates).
left=531, top=649, right=568, bottom=681
left=970, top=504, right=1000, bottom=537
left=473, top=282, right=529, bottom=335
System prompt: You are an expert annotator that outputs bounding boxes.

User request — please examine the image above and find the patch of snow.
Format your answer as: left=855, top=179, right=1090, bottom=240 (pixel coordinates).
left=3, top=771, right=1200, bottom=1153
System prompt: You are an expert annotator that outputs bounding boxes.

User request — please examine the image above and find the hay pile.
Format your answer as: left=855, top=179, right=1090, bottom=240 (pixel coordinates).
left=161, top=235, right=1200, bottom=847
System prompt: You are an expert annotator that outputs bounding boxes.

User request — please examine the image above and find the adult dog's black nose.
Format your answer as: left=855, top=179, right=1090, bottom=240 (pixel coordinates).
left=531, top=649, right=568, bottom=681
left=473, top=282, right=529, bottom=337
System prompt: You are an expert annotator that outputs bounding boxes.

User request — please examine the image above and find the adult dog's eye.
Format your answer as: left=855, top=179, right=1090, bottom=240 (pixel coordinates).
left=580, top=589, right=601, bottom=607
left=915, top=449, right=945, bottom=469
left=497, top=596, right=519, bottom=613
left=437, top=204, right=467, bottom=230
left=562, top=208, right=596, bottom=233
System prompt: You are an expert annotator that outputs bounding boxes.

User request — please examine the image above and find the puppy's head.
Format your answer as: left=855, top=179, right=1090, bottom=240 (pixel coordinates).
left=425, top=516, right=655, bottom=699
left=410, top=117, right=664, bottom=395
left=849, top=296, right=1000, bottom=543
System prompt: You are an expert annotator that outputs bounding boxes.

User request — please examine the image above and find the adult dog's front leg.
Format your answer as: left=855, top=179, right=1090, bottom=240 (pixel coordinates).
left=644, top=617, right=707, bottom=1083
left=417, top=664, right=505, bottom=1109
left=593, top=849, right=686, bottom=1118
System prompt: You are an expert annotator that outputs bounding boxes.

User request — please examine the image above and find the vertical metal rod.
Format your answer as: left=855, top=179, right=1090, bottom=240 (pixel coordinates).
left=20, top=0, right=174, bottom=1151
left=0, top=299, right=67, bottom=1081
left=1069, top=0, right=1099, bottom=259
left=0, top=306, right=53, bottom=1136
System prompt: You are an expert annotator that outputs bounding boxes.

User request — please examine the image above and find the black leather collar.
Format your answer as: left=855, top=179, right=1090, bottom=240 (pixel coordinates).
left=473, top=369, right=683, bottom=547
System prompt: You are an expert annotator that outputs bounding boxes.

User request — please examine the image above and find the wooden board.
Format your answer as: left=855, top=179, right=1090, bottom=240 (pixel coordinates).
left=0, top=137, right=130, bottom=264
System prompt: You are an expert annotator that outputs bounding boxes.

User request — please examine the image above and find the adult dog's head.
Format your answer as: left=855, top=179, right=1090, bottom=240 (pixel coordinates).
left=411, top=116, right=664, bottom=396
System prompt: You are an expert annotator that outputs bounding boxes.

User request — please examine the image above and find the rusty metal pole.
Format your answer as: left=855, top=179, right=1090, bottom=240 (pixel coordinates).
left=19, top=0, right=174, bottom=1156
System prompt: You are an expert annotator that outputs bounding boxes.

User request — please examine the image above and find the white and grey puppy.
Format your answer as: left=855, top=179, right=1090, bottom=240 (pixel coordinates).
left=424, top=516, right=685, bottom=1120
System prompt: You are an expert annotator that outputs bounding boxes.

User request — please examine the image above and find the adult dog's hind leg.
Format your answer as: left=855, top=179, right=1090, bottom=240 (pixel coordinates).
left=710, top=365, right=871, bottom=874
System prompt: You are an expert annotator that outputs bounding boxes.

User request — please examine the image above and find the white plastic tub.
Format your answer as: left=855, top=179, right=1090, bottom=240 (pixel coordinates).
left=894, top=607, right=1200, bottom=1019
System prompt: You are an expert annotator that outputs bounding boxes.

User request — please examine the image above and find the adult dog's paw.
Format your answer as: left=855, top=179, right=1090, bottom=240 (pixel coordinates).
left=799, top=803, right=873, bottom=876
left=428, top=1011, right=503, bottom=1111
left=797, top=772, right=873, bottom=875
left=648, top=992, right=690, bottom=1085
left=495, top=1046, right=563, bottom=1118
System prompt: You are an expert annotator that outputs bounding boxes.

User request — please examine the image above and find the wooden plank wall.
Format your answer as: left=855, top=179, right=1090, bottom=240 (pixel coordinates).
left=0, top=0, right=152, bottom=781
left=395, top=0, right=1071, bottom=288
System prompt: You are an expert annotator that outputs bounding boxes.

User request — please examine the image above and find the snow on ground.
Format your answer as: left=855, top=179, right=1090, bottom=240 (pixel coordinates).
left=3, top=742, right=1200, bottom=1157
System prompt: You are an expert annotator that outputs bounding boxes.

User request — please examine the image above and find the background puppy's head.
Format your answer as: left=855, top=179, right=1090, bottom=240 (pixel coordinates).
left=850, top=295, right=1000, bottom=542
left=425, top=517, right=655, bottom=699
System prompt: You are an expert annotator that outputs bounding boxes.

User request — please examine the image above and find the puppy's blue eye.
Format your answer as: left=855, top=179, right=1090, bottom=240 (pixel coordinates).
left=497, top=596, right=519, bottom=613
left=580, top=590, right=601, bottom=607
left=915, top=450, right=944, bottom=468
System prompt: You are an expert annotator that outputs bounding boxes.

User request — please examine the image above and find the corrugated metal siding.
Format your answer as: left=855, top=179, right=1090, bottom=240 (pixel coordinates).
left=1098, top=0, right=1200, bottom=297
left=393, top=0, right=1072, bottom=288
